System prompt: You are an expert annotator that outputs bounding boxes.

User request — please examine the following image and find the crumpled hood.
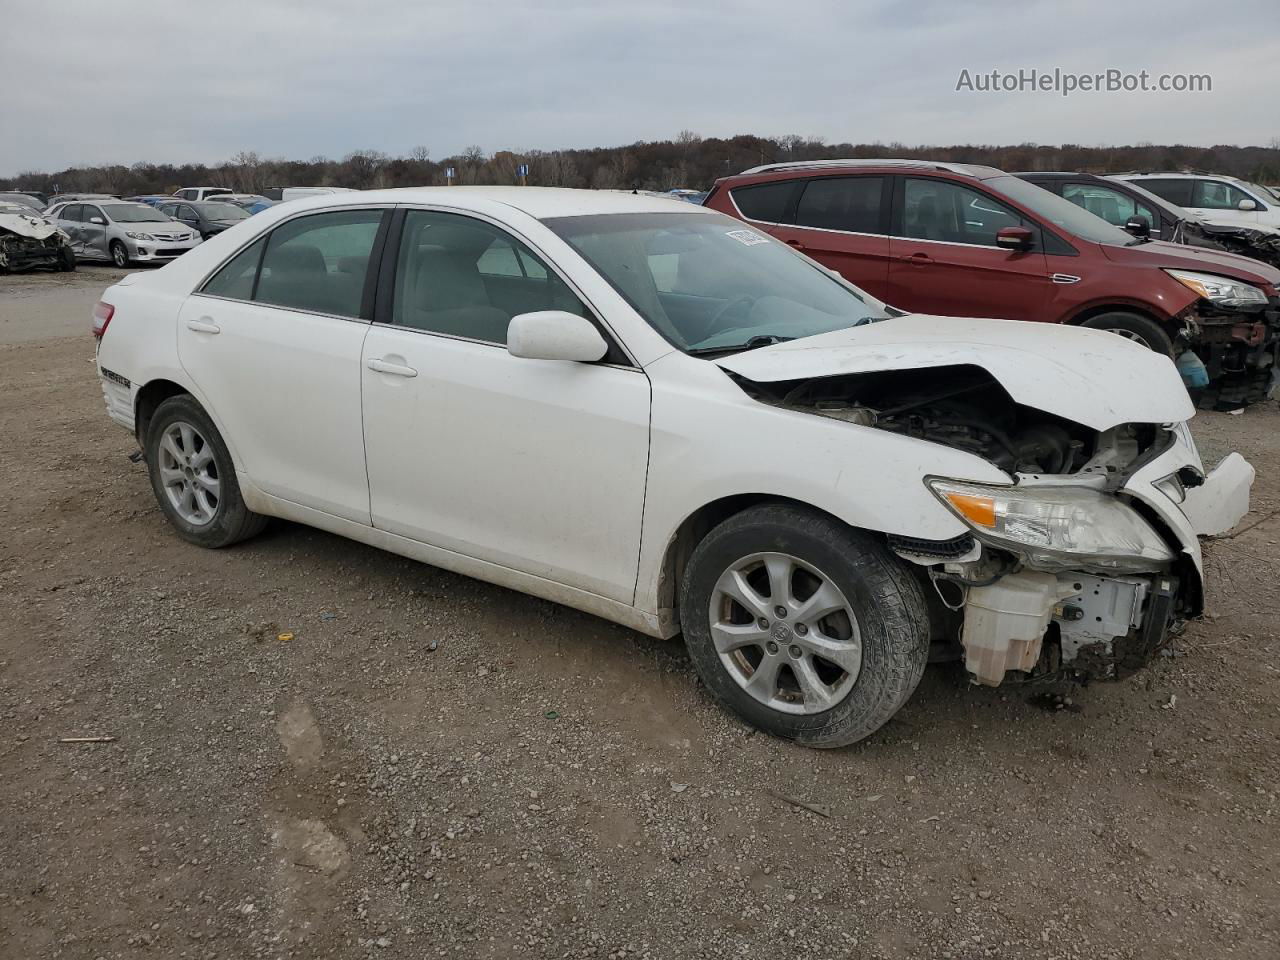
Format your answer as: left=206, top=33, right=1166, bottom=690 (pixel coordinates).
left=0, top=212, right=58, bottom=240
left=714, top=314, right=1195, bottom=431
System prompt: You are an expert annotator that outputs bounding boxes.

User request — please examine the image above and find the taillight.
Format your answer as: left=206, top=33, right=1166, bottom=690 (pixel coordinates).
left=92, top=301, right=115, bottom=339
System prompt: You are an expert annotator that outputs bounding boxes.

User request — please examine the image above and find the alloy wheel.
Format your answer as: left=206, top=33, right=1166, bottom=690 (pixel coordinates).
left=708, top=551, right=862, bottom=715
left=157, top=421, right=220, bottom=526
left=1105, top=327, right=1152, bottom=350
left=111, top=243, right=128, bottom=268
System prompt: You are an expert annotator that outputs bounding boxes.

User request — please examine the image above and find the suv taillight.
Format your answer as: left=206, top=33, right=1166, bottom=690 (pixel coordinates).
left=92, top=301, right=115, bottom=339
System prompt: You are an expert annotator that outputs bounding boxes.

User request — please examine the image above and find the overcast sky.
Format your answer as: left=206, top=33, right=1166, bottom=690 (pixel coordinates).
left=4, top=0, right=1277, bottom=174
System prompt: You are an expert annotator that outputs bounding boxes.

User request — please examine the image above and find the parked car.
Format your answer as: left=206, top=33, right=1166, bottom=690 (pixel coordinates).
left=126, top=195, right=177, bottom=208
left=92, top=187, right=1251, bottom=747
left=212, top=194, right=275, bottom=214
left=7, top=189, right=49, bottom=206
left=0, top=192, right=46, bottom=214
left=0, top=205, right=75, bottom=273
left=51, top=200, right=201, bottom=267
left=1018, top=169, right=1280, bottom=274
left=45, top=193, right=116, bottom=210
left=705, top=159, right=1280, bottom=394
left=1114, top=173, right=1280, bottom=231
left=173, top=187, right=233, bottom=202
left=155, top=199, right=250, bottom=240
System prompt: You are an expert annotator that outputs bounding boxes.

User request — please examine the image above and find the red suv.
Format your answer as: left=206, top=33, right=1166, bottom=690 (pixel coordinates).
left=706, top=160, right=1279, bottom=396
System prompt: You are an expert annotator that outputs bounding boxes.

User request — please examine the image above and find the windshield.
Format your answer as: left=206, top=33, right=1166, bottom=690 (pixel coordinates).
left=199, top=202, right=249, bottom=221
left=545, top=211, right=890, bottom=353
left=989, top=175, right=1137, bottom=245
left=1244, top=181, right=1280, bottom=204
left=101, top=203, right=169, bottom=223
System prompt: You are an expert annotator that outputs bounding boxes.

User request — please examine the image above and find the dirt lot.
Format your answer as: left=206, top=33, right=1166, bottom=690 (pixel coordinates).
left=2, top=266, right=1278, bottom=960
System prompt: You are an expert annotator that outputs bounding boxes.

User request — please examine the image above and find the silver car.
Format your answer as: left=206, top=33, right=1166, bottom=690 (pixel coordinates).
left=51, top=200, right=201, bottom=267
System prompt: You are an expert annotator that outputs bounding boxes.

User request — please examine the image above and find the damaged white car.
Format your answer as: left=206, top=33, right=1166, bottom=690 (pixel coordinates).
left=92, top=189, right=1254, bottom=746
left=0, top=206, right=75, bottom=273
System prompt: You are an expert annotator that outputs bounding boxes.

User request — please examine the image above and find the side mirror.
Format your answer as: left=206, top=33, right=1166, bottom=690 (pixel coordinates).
left=1237, top=198, right=1258, bottom=211
left=1123, top=216, right=1151, bottom=238
left=89, top=216, right=105, bottom=225
left=995, top=225, right=1033, bottom=251
left=507, top=310, right=608, bottom=362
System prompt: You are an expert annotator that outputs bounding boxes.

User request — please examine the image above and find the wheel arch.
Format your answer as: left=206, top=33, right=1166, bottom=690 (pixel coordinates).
left=1063, top=301, right=1173, bottom=329
left=655, top=493, right=875, bottom=622
left=134, top=377, right=193, bottom=447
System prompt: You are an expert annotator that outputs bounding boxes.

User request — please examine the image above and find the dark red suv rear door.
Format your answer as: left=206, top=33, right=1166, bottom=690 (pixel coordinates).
left=767, top=175, right=894, bottom=302
left=886, top=176, right=1049, bottom=322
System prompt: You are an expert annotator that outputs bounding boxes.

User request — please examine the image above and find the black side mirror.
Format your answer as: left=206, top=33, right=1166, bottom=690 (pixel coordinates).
left=1123, top=216, right=1151, bottom=238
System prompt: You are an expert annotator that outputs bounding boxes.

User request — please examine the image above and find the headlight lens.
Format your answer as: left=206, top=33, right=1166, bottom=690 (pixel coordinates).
left=125, top=231, right=155, bottom=241
left=927, top=478, right=1176, bottom=572
left=1165, top=269, right=1267, bottom=307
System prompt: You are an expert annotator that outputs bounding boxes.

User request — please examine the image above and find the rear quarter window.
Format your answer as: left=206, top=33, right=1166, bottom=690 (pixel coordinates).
left=730, top=181, right=796, bottom=223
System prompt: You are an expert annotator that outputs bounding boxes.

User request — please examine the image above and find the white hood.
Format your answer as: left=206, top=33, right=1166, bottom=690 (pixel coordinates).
left=714, top=314, right=1194, bottom=431
left=0, top=212, right=57, bottom=240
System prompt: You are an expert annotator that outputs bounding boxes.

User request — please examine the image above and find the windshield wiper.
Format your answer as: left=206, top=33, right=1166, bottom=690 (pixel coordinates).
left=686, top=334, right=795, bottom=357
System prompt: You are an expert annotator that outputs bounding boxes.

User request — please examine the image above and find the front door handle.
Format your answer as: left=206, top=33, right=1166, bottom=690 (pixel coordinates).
left=905, top=252, right=933, bottom=264
left=366, top=357, right=418, bottom=378
left=186, top=319, right=221, bottom=334
left=785, top=238, right=807, bottom=250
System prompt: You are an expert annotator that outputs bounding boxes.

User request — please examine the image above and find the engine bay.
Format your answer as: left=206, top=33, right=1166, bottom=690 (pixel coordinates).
left=735, top=363, right=1159, bottom=477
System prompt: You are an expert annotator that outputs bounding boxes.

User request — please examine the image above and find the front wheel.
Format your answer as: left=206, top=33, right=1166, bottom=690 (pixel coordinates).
left=58, top=245, right=76, bottom=272
left=1079, top=311, right=1174, bottom=358
left=109, top=240, right=130, bottom=268
left=145, top=395, right=267, bottom=548
left=679, top=504, right=931, bottom=748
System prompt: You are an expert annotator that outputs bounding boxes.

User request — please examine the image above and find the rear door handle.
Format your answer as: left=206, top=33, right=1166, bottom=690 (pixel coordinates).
left=366, top=357, right=418, bottom=378
left=185, top=319, right=220, bottom=334
left=785, top=238, right=807, bottom=250
left=905, top=252, right=933, bottom=264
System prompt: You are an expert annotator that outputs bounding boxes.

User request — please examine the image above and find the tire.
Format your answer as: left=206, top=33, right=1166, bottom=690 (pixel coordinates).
left=58, top=246, right=76, bottom=272
left=109, top=240, right=130, bottom=268
left=145, top=395, right=267, bottom=548
left=1079, top=311, right=1174, bottom=358
left=679, top=504, right=931, bottom=748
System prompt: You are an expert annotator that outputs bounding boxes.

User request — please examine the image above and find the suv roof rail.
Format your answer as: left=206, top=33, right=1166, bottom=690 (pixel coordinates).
left=737, top=158, right=1005, bottom=179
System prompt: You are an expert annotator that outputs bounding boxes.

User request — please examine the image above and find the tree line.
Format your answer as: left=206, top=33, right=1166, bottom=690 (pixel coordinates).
left=6, top=133, right=1280, bottom=196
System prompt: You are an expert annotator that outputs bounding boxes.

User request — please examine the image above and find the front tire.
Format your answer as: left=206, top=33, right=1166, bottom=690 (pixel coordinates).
left=58, top=246, right=76, bottom=272
left=1079, top=311, right=1174, bottom=358
left=109, top=240, right=130, bottom=268
left=679, top=504, right=930, bottom=748
left=145, top=395, right=267, bottom=548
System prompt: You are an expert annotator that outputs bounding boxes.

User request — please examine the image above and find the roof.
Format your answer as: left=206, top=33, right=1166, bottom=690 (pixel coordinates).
left=270, top=186, right=714, bottom=220
left=736, top=159, right=1007, bottom=179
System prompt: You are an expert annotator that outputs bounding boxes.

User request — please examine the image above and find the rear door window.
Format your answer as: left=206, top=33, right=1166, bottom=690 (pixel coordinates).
left=201, top=237, right=267, bottom=301
left=1134, top=178, right=1193, bottom=206
left=254, top=209, right=384, bottom=318
left=794, top=177, right=884, bottom=233
left=60, top=204, right=84, bottom=222
left=729, top=181, right=797, bottom=223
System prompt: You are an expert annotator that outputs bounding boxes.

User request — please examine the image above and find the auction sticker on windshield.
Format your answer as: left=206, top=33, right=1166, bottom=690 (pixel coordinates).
left=725, top=229, right=769, bottom=246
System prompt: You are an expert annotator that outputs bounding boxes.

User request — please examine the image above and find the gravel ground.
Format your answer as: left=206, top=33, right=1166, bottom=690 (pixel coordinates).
left=2, top=268, right=1278, bottom=959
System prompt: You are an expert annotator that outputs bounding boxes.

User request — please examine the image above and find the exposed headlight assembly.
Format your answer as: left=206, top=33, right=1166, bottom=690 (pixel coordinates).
left=125, top=231, right=155, bottom=241
left=1165, top=269, right=1267, bottom=307
left=927, top=478, right=1176, bottom=573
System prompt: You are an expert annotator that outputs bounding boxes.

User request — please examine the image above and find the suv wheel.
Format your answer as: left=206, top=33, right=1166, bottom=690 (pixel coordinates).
left=145, top=395, right=267, bottom=548
left=1080, top=311, right=1174, bottom=358
left=679, top=504, right=930, bottom=748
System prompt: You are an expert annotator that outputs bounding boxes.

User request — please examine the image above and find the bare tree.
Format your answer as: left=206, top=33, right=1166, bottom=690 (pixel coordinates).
left=409, top=145, right=431, bottom=163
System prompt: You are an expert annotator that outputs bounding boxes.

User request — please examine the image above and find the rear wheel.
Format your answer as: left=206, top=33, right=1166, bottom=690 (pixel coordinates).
left=1079, top=311, right=1174, bottom=358
left=145, top=395, right=267, bottom=548
left=679, top=504, right=930, bottom=748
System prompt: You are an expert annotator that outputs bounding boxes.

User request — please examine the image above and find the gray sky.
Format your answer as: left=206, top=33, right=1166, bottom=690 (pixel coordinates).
left=4, top=0, right=1277, bottom=174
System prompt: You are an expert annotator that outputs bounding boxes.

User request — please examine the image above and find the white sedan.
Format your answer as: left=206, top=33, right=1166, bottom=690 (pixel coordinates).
left=93, top=188, right=1253, bottom=747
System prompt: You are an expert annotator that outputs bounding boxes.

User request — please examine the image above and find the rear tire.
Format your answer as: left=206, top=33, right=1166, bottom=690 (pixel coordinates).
left=679, top=504, right=930, bottom=748
left=109, top=240, right=129, bottom=268
left=145, top=395, right=267, bottom=548
left=1079, top=311, right=1174, bottom=358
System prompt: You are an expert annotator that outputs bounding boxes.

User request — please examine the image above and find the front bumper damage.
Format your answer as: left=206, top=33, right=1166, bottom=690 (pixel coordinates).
left=1176, top=297, right=1279, bottom=408
left=907, top=427, right=1252, bottom=686
left=0, top=212, right=71, bottom=273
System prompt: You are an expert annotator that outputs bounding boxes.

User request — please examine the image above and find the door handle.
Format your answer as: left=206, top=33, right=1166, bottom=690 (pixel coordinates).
left=366, top=357, right=418, bottom=378
left=785, top=238, right=807, bottom=250
left=185, top=319, right=220, bottom=334
left=904, top=252, right=933, bottom=264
